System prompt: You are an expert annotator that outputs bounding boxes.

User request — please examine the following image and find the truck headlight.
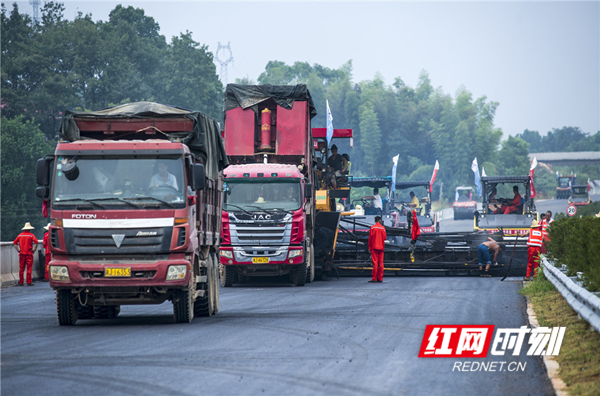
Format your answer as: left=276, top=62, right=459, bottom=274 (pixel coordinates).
left=50, top=266, right=70, bottom=281
left=220, top=250, right=233, bottom=259
left=166, top=265, right=187, bottom=280
left=288, top=249, right=303, bottom=259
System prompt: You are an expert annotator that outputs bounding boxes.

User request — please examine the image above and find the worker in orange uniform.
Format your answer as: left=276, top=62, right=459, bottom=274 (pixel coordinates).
left=13, top=222, right=39, bottom=286
left=368, top=216, right=387, bottom=283
left=42, top=223, right=51, bottom=281
left=523, top=219, right=543, bottom=281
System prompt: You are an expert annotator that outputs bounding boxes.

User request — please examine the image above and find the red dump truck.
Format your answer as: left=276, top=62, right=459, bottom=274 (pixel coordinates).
left=219, top=84, right=318, bottom=286
left=35, top=102, right=227, bottom=325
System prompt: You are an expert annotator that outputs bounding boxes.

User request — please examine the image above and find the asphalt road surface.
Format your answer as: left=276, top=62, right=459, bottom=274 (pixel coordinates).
left=2, top=276, right=553, bottom=396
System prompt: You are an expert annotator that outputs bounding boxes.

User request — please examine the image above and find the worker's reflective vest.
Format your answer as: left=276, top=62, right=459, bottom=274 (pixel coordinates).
left=527, top=229, right=543, bottom=247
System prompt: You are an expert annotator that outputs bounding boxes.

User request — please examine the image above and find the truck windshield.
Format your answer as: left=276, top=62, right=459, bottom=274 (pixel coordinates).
left=224, top=179, right=301, bottom=212
left=52, top=157, right=186, bottom=209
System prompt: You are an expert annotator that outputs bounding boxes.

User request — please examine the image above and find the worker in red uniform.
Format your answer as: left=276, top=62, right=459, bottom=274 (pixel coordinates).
left=368, top=216, right=387, bottom=283
left=524, top=219, right=543, bottom=281
left=495, top=185, right=522, bottom=214
left=42, top=223, right=51, bottom=281
left=13, top=222, right=39, bottom=286
left=541, top=211, right=553, bottom=253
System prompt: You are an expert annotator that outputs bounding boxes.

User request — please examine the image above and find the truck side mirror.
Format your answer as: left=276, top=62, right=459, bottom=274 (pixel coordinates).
left=191, top=163, right=205, bottom=191
left=36, top=157, right=52, bottom=186
left=36, top=186, right=50, bottom=199
left=304, top=183, right=313, bottom=199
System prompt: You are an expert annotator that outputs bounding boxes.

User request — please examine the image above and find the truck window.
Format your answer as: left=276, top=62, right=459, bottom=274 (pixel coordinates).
left=224, top=179, right=301, bottom=211
left=52, top=157, right=186, bottom=208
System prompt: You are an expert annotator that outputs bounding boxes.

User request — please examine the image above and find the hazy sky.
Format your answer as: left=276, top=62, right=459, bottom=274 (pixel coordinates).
left=15, top=1, right=600, bottom=137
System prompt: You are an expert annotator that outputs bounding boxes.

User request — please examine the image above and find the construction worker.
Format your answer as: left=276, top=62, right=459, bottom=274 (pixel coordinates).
left=42, top=223, right=51, bottom=281
left=13, top=222, right=39, bottom=286
left=496, top=186, right=522, bottom=214
left=524, top=219, right=543, bottom=281
left=368, top=216, right=387, bottom=283
left=341, top=153, right=351, bottom=175
left=541, top=211, right=553, bottom=253
left=408, top=191, right=420, bottom=213
left=477, top=237, right=504, bottom=277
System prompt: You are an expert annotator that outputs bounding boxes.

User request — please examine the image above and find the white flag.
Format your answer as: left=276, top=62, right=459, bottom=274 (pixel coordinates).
left=481, top=166, right=487, bottom=178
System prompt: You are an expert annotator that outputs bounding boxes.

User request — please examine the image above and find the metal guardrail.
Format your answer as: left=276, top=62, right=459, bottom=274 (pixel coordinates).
left=542, top=257, right=600, bottom=333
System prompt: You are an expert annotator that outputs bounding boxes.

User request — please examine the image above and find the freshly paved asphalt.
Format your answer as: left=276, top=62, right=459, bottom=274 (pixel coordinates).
left=5, top=198, right=579, bottom=395
left=2, top=275, right=553, bottom=395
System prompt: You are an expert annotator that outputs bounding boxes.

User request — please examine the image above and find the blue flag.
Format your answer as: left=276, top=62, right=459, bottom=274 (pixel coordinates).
left=326, top=100, right=334, bottom=146
left=471, top=158, right=482, bottom=196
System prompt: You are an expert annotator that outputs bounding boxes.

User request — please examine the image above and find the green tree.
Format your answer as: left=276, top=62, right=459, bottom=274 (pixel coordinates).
left=498, top=136, right=530, bottom=175
left=358, top=102, right=381, bottom=175
left=1, top=117, right=55, bottom=241
left=158, top=32, right=223, bottom=120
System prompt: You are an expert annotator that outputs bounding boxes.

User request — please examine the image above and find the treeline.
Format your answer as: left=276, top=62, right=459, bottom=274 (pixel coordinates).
left=1, top=2, right=223, bottom=140
left=517, top=127, right=600, bottom=153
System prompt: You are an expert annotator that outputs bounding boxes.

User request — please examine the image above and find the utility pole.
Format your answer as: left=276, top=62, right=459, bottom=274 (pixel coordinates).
left=215, top=42, right=234, bottom=86
left=30, top=0, right=40, bottom=23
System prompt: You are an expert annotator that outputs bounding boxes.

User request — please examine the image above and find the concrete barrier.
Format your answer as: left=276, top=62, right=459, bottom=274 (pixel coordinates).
left=1, top=242, right=45, bottom=286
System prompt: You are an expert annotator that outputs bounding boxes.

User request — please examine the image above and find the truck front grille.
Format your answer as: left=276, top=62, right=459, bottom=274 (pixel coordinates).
left=230, top=223, right=291, bottom=245
left=63, top=227, right=173, bottom=255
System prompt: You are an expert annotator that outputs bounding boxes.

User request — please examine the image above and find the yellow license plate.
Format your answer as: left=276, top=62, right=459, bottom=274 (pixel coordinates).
left=104, top=267, right=131, bottom=277
left=252, top=257, right=269, bottom=264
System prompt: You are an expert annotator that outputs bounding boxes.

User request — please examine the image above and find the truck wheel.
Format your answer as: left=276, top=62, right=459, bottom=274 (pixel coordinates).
left=173, top=287, right=194, bottom=323
left=76, top=302, right=94, bottom=320
left=219, top=263, right=236, bottom=287
left=453, top=211, right=457, bottom=221
left=292, top=262, right=307, bottom=287
left=93, top=305, right=120, bottom=319
left=195, top=258, right=213, bottom=317
left=56, top=290, right=78, bottom=326
left=436, top=222, right=440, bottom=232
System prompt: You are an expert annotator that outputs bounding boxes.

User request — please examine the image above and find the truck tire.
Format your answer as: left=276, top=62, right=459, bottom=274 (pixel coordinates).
left=292, top=262, right=307, bottom=287
left=453, top=211, right=457, bottom=221
left=56, top=290, right=78, bottom=326
left=93, top=305, right=120, bottom=319
left=173, top=287, right=194, bottom=323
left=76, top=302, right=94, bottom=320
left=195, top=258, right=213, bottom=317
left=219, top=263, right=236, bottom=287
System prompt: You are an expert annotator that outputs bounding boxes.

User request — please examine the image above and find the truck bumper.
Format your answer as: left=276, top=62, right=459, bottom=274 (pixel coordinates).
left=48, top=258, right=192, bottom=289
left=219, top=246, right=304, bottom=266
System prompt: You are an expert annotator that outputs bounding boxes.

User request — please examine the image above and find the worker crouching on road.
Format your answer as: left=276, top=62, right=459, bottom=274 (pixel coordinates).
left=478, top=238, right=504, bottom=277
left=368, top=216, right=387, bottom=283
left=13, top=222, right=39, bottom=286
left=42, top=223, right=51, bottom=281
left=524, top=219, right=543, bottom=281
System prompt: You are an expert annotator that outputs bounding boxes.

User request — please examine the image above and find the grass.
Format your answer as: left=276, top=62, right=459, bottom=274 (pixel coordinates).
left=520, top=270, right=600, bottom=395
